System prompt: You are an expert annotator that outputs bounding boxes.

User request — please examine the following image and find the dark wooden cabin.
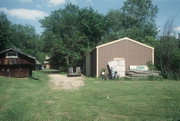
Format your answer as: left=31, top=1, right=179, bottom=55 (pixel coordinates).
left=0, top=48, right=36, bottom=78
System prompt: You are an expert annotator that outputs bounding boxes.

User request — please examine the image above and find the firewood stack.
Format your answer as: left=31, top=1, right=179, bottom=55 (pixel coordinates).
left=127, top=70, right=160, bottom=77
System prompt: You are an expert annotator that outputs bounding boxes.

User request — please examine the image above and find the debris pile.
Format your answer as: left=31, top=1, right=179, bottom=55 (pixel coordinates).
left=127, top=70, right=160, bottom=77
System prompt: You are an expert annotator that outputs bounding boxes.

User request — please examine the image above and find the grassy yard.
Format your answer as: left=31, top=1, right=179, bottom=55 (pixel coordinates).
left=0, top=71, right=180, bottom=121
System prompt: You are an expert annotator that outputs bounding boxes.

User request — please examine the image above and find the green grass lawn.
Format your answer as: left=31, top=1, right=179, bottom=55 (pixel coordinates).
left=0, top=71, right=180, bottom=121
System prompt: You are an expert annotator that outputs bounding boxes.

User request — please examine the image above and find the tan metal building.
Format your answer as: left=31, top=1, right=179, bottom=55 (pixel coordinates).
left=85, top=37, right=154, bottom=77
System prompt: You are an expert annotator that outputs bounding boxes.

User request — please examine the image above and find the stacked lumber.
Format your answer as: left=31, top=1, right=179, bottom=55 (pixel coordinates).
left=127, top=70, right=160, bottom=77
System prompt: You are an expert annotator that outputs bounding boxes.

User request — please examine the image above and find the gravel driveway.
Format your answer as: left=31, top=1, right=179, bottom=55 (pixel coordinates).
left=48, top=74, right=84, bottom=90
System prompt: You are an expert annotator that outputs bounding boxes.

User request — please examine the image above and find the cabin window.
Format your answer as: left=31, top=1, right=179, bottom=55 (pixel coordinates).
left=6, top=52, right=18, bottom=58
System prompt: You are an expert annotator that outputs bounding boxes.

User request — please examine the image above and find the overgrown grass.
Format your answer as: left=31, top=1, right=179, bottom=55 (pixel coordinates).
left=0, top=72, right=180, bottom=121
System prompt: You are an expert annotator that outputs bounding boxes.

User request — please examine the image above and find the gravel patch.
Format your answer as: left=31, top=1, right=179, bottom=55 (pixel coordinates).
left=49, top=74, right=84, bottom=90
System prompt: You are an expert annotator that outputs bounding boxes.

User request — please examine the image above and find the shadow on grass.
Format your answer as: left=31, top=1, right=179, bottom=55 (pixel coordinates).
left=30, top=77, right=39, bottom=80
left=41, top=69, right=66, bottom=75
left=41, top=70, right=62, bottom=74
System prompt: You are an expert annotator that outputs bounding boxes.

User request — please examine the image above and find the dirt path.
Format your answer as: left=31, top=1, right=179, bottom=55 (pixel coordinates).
left=48, top=74, right=84, bottom=90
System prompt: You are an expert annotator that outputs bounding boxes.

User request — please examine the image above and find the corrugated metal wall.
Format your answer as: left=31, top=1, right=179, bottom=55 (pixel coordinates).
left=85, top=49, right=97, bottom=77
left=97, top=39, right=153, bottom=77
left=85, top=53, right=90, bottom=76
left=90, top=49, right=97, bottom=77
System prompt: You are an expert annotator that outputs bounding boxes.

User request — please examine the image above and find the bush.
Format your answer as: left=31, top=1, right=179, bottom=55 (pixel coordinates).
left=166, top=72, right=180, bottom=81
left=146, top=61, right=156, bottom=71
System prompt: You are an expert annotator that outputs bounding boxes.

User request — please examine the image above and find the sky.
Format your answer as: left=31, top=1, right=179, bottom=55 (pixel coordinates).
left=0, top=0, right=180, bottom=35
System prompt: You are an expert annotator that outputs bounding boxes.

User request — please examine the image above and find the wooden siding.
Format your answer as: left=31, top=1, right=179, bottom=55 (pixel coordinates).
left=0, top=64, right=32, bottom=78
left=0, top=57, right=33, bottom=65
left=0, top=49, right=35, bottom=78
left=97, top=39, right=153, bottom=77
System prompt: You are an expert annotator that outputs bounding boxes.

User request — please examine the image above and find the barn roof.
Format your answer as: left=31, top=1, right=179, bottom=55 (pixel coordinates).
left=0, top=48, right=36, bottom=60
left=96, top=37, right=154, bottom=49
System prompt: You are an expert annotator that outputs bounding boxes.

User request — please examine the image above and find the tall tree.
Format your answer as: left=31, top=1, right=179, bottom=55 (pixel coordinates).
left=11, top=24, right=37, bottom=49
left=41, top=3, right=106, bottom=67
left=155, top=18, right=180, bottom=79
left=105, top=0, right=158, bottom=43
left=122, top=0, right=158, bottom=42
left=79, top=7, right=107, bottom=47
left=41, top=4, right=84, bottom=67
left=0, top=12, right=11, bottom=51
left=0, top=13, right=44, bottom=62
left=10, top=24, right=45, bottom=62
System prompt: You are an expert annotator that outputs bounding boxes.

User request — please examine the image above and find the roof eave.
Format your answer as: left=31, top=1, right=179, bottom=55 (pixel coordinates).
left=96, top=37, right=154, bottom=50
left=0, top=48, right=36, bottom=60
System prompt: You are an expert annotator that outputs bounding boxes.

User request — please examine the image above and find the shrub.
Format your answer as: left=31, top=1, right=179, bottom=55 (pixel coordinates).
left=166, top=72, right=180, bottom=81
left=146, top=61, right=156, bottom=71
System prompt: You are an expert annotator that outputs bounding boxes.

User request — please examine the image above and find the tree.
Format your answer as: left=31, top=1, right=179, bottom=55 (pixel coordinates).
left=102, top=10, right=125, bottom=42
left=0, top=12, right=44, bottom=62
left=0, top=12, right=11, bottom=51
left=40, top=3, right=106, bottom=68
left=11, top=24, right=37, bottom=49
left=155, top=18, right=180, bottom=80
left=122, top=0, right=158, bottom=41
left=10, top=24, right=45, bottom=62
left=41, top=4, right=84, bottom=67
left=105, top=0, right=158, bottom=44
left=79, top=7, right=107, bottom=47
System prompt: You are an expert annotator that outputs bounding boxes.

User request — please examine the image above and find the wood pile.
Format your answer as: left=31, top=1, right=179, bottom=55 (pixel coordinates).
left=127, top=70, right=160, bottom=77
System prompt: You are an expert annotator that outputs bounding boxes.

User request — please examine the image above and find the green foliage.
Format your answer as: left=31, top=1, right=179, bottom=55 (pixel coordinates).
left=0, top=12, right=11, bottom=50
left=104, top=0, right=158, bottom=43
left=0, top=12, right=45, bottom=62
left=79, top=7, right=107, bottom=47
left=155, top=35, right=180, bottom=80
left=41, top=1, right=159, bottom=69
left=122, top=0, right=158, bottom=22
left=10, top=24, right=45, bottom=62
left=146, top=61, right=156, bottom=71
left=40, top=3, right=106, bottom=68
left=166, top=71, right=180, bottom=81
left=10, top=24, right=37, bottom=49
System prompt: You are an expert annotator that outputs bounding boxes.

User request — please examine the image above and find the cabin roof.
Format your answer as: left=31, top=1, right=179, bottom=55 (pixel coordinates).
left=0, top=48, right=36, bottom=60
